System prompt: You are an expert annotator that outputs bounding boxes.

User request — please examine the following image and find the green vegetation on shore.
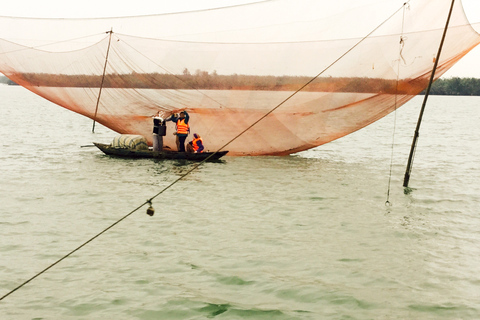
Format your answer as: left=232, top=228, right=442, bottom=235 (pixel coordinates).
left=426, top=77, right=480, bottom=96
left=0, top=75, right=18, bottom=86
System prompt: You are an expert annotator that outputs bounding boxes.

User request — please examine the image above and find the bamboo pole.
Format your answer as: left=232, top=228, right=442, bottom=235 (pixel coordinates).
left=92, top=29, right=113, bottom=133
left=403, top=0, right=456, bottom=188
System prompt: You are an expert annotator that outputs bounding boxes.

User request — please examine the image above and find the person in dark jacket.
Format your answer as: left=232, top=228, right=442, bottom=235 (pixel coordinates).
left=152, top=111, right=166, bottom=151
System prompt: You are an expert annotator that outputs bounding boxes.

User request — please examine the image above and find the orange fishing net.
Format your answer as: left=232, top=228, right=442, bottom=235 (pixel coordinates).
left=0, top=0, right=479, bottom=155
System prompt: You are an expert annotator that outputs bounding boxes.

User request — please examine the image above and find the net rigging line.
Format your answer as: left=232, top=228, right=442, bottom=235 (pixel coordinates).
left=0, top=2, right=409, bottom=302
left=0, top=32, right=108, bottom=55
left=116, top=33, right=229, bottom=110
left=386, top=2, right=409, bottom=206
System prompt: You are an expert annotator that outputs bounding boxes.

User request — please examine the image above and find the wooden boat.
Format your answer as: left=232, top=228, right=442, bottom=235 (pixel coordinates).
left=93, top=143, right=228, bottom=162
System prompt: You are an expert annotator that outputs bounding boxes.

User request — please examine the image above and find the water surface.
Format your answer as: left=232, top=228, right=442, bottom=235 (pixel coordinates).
left=1, top=86, right=479, bottom=319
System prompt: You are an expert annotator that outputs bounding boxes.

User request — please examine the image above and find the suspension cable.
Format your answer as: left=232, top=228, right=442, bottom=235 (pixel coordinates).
left=0, top=3, right=408, bottom=302
left=0, top=32, right=108, bottom=55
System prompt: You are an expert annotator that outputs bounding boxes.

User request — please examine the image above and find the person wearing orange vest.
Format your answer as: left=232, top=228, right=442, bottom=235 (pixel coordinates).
left=187, top=133, right=204, bottom=153
left=167, top=110, right=190, bottom=152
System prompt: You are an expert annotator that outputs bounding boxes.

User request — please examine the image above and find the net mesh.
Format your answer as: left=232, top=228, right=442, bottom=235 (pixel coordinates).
left=0, top=0, right=479, bottom=155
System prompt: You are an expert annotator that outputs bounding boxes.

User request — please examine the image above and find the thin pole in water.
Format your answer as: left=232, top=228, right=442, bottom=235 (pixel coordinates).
left=403, top=0, right=456, bottom=189
left=92, top=29, right=113, bottom=133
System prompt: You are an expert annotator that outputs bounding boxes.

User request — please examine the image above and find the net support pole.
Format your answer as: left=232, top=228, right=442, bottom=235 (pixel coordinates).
left=92, top=29, right=113, bottom=133
left=403, top=0, right=455, bottom=188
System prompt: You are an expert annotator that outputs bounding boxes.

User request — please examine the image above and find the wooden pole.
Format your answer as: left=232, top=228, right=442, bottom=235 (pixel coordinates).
left=92, top=29, right=113, bottom=133
left=403, top=0, right=456, bottom=188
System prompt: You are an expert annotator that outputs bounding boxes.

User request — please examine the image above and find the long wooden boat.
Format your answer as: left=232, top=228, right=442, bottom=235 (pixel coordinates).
left=94, top=143, right=228, bottom=162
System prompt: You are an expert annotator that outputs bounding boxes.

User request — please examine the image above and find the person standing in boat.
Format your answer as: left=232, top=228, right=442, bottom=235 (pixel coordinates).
left=187, top=133, right=204, bottom=153
left=152, top=111, right=166, bottom=151
left=166, top=110, right=189, bottom=152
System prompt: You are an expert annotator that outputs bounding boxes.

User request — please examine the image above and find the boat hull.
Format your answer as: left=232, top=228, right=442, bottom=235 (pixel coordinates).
left=93, top=143, right=228, bottom=162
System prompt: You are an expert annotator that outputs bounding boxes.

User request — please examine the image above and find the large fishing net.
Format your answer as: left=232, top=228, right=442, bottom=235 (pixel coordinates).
left=0, top=0, right=479, bottom=155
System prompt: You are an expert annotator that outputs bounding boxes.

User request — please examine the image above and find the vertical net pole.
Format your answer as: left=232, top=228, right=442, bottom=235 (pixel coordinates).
left=403, top=0, right=455, bottom=188
left=92, top=29, right=113, bottom=133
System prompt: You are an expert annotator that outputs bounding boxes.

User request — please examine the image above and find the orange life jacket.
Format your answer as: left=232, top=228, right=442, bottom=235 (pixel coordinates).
left=192, top=137, right=203, bottom=152
left=176, top=118, right=189, bottom=135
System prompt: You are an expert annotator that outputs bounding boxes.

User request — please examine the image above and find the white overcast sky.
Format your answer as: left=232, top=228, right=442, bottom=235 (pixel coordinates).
left=2, top=0, right=480, bottom=78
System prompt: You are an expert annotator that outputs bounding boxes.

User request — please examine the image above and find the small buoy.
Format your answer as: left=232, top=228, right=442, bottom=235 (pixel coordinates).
left=146, top=201, right=154, bottom=216
left=146, top=205, right=155, bottom=216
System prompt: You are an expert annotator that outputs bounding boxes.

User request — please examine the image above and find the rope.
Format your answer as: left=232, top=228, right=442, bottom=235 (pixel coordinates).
left=0, top=201, right=146, bottom=302
left=0, top=32, right=107, bottom=55
left=386, top=2, right=409, bottom=206
left=385, top=85, right=399, bottom=206
left=0, top=3, right=408, bottom=302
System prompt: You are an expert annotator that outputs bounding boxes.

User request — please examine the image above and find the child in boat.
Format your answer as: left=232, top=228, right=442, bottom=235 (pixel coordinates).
left=187, top=133, right=204, bottom=153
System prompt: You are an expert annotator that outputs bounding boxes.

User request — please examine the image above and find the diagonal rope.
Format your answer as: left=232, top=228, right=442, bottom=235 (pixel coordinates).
left=0, top=2, right=408, bottom=302
left=0, top=201, right=146, bottom=302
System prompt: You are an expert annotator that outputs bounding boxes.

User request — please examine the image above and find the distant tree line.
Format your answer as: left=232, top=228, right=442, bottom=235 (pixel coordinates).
left=3, top=71, right=401, bottom=93
left=0, top=71, right=425, bottom=94
left=426, top=77, right=480, bottom=96
left=1, top=73, right=479, bottom=95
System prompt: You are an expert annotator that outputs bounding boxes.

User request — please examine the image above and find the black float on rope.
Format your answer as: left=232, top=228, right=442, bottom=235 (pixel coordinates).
left=146, top=200, right=155, bottom=216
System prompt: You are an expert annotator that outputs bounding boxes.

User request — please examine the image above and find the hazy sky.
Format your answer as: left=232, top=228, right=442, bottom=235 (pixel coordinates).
left=2, top=0, right=479, bottom=78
